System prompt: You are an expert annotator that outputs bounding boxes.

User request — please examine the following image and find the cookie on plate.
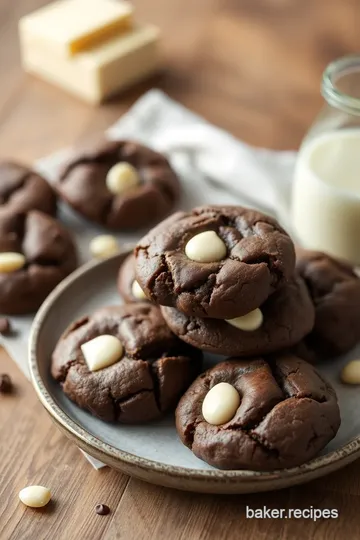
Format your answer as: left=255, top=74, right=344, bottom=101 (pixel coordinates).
left=51, top=303, right=203, bottom=423
left=54, top=139, right=180, bottom=230
left=161, top=277, right=314, bottom=356
left=117, top=252, right=149, bottom=302
left=0, top=162, right=57, bottom=216
left=135, top=205, right=296, bottom=319
left=296, top=248, right=360, bottom=361
left=0, top=210, right=77, bottom=314
left=176, top=356, right=340, bottom=470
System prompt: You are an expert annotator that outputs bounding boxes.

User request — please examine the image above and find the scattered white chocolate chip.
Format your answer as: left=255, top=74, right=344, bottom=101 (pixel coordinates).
left=226, top=308, right=263, bottom=332
left=106, top=162, right=140, bottom=195
left=0, top=252, right=26, bottom=273
left=89, top=235, right=119, bottom=259
left=202, top=382, right=240, bottom=425
left=185, top=231, right=227, bottom=263
left=81, top=334, right=123, bottom=372
left=131, top=280, right=147, bottom=300
left=19, top=485, right=51, bottom=508
left=341, top=360, right=360, bottom=385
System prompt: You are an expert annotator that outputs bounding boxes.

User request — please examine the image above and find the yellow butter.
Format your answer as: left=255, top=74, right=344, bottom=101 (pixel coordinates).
left=19, top=0, right=133, bottom=56
left=20, top=24, right=160, bottom=103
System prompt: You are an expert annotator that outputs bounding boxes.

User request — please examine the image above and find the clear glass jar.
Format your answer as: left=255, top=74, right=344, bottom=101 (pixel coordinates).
left=291, top=55, right=360, bottom=265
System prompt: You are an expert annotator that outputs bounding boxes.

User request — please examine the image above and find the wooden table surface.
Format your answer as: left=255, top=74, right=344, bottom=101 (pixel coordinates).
left=1, top=1, right=360, bottom=538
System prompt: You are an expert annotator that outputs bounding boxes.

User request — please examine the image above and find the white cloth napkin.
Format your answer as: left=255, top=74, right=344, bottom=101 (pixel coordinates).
left=0, top=89, right=298, bottom=468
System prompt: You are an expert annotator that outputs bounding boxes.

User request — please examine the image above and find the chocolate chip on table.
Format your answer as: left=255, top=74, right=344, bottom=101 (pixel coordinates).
left=0, top=317, right=11, bottom=335
left=95, top=504, right=110, bottom=515
left=0, top=374, right=12, bottom=393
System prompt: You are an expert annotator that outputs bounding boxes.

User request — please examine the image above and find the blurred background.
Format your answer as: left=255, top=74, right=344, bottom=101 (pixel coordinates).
left=1, top=0, right=359, bottom=162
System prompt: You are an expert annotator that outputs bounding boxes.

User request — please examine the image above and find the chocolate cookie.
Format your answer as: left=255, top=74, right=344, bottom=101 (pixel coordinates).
left=135, top=205, right=296, bottom=319
left=117, top=253, right=149, bottom=302
left=0, top=210, right=77, bottom=314
left=0, top=162, right=57, bottom=216
left=161, top=277, right=314, bottom=356
left=296, top=248, right=360, bottom=361
left=51, top=303, right=202, bottom=423
left=176, top=356, right=340, bottom=470
left=54, top=139, right=180, bottom=230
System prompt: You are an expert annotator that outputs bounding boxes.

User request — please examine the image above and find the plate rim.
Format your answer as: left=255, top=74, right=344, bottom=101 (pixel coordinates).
left=28, top=252, right=360, bottom=490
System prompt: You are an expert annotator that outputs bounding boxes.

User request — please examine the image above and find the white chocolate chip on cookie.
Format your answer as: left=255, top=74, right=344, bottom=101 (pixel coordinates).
left=89, top=235, right=119, bottom=259
left=185, top=231, right=227, bottom=263
left=81, top=335, right=123, bottom=372
left=202, top=382, right=240, bottom=425
left=0, top=252, right=26, bottom=273
left=19, top=485, right=51, bottom=508
left=341, top=360, right=360, bottom=385
left=226, top=308, right=263, bottom=331
left=131, top=280, right=147, bottom=300
left=106, top=162, right=140, bottom=195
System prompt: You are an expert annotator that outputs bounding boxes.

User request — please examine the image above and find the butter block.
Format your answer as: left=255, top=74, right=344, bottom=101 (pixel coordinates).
left=20, top=24, right=160, bottom=103
left=19, top=0, right=133, bottom=56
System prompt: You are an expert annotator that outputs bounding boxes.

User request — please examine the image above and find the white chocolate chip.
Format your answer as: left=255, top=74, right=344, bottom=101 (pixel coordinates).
left=131, top=280, right=147, bottom=300
left=341, top=360, right=360, bottom=385
left=0, top=252, right=26, bottom=273
left=81, top=334, right=123, bottom=372
left=202, top=382, right=240, bottom=425
left=106, top=162, right=140, bottom=195
left=185, top=231, right=227, bottom=263
left=19, top=485, right=51, bottom=508
left=89, top=235, right=119, bottom=259
left=226, top=308, right=263, bottom=331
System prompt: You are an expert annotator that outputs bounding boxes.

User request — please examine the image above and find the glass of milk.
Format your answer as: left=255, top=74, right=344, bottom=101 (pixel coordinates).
left=292, top=55, right=360, bottom=265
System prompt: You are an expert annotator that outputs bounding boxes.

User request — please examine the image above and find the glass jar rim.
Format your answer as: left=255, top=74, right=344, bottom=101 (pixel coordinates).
left=322, top=54, right=360, bottom=115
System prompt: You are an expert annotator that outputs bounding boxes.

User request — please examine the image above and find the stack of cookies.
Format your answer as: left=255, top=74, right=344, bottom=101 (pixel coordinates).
left=133, top=205, right=315, bottom=357
left=123, top=204, right=344, bottom=470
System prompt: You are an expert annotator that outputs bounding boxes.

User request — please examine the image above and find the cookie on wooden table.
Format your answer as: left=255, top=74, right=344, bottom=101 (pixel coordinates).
left=135, top=205, right=296, bottom=319
left=176, top=356, right=340, bottom=470
left=296, top=248, right=360, bottom=361
left=54, top=139, right=180, bottom=230
left=161, top=277, right=314, bottom=356
left=117, top=252, right=149, bottom=303
left=0, top=210, right=77, bottom=314
left=51, top=303, right=202, bottom=423
left=0, top=161, right=57, bottom=216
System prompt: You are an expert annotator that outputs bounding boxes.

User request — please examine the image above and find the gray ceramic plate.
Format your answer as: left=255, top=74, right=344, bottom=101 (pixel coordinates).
left=29, top=252, right=360, bottom=494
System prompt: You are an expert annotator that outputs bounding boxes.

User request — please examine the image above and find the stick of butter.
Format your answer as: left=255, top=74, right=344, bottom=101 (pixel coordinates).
left=19, top=0, right=160, bottom=104
left=20, top=0, right=133, bottom=56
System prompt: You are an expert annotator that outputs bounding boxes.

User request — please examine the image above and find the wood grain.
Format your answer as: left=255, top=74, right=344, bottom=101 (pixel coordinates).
left=1, top=0, right=360, bottom=538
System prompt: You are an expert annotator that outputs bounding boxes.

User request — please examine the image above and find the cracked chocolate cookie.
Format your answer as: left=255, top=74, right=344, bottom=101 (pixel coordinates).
left=54, top=139, right=180, bottom=230
left=135, top=205, right=296, bottom=319
left=117, top=253, right=150, bottom=302
left=295, top=248, right=360, bottom=361
left=176, top=356, right=340, bottom=470
left=161, top=277, right=314, bottom=356
left=51, top=303, right=203, bottom=423
left=0, top=210, right=77, bottom=314
left=0, top=162, right=57, bottom=216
